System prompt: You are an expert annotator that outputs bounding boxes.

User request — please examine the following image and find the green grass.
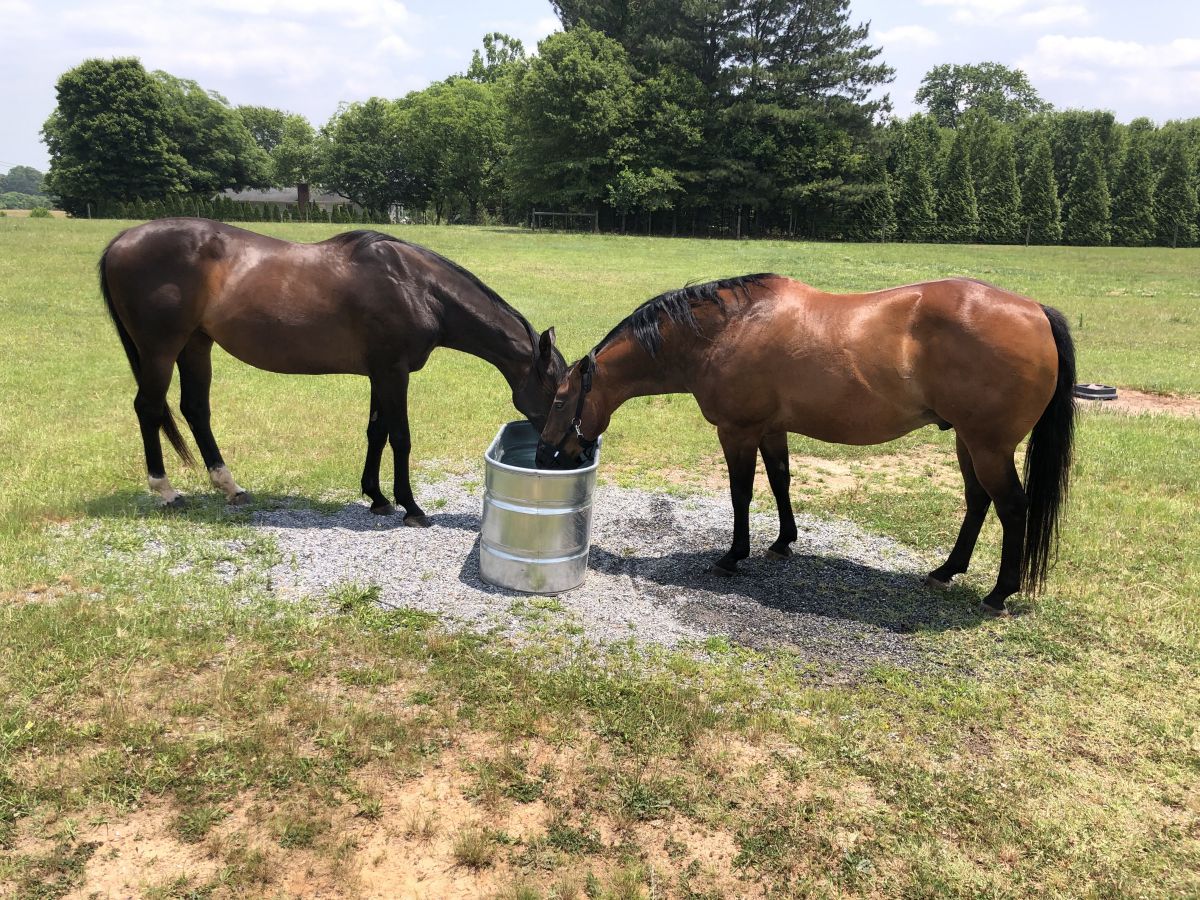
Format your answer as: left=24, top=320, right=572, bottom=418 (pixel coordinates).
left=0, top=217, right=1198, bottom=897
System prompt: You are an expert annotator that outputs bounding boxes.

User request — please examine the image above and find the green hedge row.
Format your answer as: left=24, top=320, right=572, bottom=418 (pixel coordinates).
left=91, top=196, right=392, bottom=225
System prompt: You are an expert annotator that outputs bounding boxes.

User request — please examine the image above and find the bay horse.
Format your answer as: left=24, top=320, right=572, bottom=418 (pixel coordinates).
left=99, top=218, right=566, bottom=523
left=536, top=274, right=1075, bottom=614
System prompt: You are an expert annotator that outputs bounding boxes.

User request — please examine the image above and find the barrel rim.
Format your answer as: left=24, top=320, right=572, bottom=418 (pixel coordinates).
left=485, top=420, right=603, bottom=476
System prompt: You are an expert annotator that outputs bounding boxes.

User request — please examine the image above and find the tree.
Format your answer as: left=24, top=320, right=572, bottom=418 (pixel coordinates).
left=237, top=105, right=289, bottom=154
left=466, top=32, right=526, bottom=82
left=318, top=98, right=422, bottom=215
left=42, top=58, right=189, bottom=215
left=271, top=114, right=318, bottom=207
left=506, top=26, right=636, bottom=209
left=1111, top=119, right=1157, bottom=246
left=153, top=72, right=271, bottom=196
left=915, top=62, right=1049, bottom=129
left=892, top=115, right=938, bottom=240
left=936, top=128, right=978, bottom=242
left=1020, top=133, right=1062, bottom=244
left=965, top=113, right=1021, bottom=243
left=0, top=166, right=45, bottom=195
left=1063, top=132, right=1111, bottom=246
left=402, top=78, right=505, bottom=222
left=1153, top=134, right=1199, bottom=247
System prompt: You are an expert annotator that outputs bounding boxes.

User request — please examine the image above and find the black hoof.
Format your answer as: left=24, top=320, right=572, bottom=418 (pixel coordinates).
left=227, top=491, right=252, bottom=507
left=765, top=545, right=792, bottom=560
left=403, top=513, right=432, bottom=528
left=979, top=600, right=1010, bottom=618
left=924, top=573, right=951, bottom=591
left=710, top=562, right=738, bottom=577
left=370, top=501, right=396, bottom=516
left=164, top=495, right=187, bottom=510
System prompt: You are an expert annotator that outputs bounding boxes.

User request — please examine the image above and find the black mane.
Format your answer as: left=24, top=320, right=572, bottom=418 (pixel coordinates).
left=327, top=230, right=537, bottom=348
left=596, top=273, right=776, bottom=357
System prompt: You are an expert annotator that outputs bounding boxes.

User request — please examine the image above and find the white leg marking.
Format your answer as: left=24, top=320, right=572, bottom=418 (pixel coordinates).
left=148, top=475, right=182, bottom=504
left=208, top=465, right=245, bottom=500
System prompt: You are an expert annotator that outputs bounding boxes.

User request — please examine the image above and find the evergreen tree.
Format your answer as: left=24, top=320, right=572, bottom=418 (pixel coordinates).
left=1020, top=133, right=1062, bottom=244
left=1063, top=132, right=1111, bottom=245
left=966, top=114, right=1021, bottom=243
left=936, top=128, right=978, bottom=242
left=893, top=115, right=938, bottom=240
left=1153, top=135, right=1198, bottom=247
left=506, top=25, right=637, bottom=209
left=1111, top=120, right=1157, bottom=246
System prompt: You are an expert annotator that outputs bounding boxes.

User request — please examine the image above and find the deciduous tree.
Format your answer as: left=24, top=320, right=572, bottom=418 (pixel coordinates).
left=42, top=58, right=188, bottom=214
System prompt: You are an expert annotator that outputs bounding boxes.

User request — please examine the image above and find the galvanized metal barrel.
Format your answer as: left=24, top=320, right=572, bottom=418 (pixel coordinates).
left=479, top=420, right=602, bottom=594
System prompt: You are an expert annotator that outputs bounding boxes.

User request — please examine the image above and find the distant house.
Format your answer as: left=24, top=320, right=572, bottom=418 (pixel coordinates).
left=220, top=187, right=360, bottom=213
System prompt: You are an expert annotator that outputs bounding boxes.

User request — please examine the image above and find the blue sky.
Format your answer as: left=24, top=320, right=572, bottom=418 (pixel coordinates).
left=2, top=0, right=1198, bottom=173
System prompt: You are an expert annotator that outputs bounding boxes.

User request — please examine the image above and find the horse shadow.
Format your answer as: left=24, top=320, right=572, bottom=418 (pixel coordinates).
left=584, top=543, right=985, bottom=635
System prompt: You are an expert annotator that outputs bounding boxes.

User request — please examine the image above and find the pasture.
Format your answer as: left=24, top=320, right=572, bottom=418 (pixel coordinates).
left=1, top=217, right=1198, bottom=897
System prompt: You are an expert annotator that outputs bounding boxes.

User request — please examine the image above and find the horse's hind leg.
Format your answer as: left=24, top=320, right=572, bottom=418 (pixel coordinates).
left=714, top=427, right=759, bottom=574
left=135, top=352, right=187, bottom=507
left=960, top=441, right=1027, bottom=615
left=178, top=334, right=248, bottom=505
left=360, top=383, right=394, bottom=515
left=759, top=432, right=797, bottom=559
left=927, top=434, right=992, bottom=589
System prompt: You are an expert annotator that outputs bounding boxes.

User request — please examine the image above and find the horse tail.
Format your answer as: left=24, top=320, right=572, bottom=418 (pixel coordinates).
left=1022, top=304, right=1076, bottom=592
left=99, top=240, right=195, bottom=466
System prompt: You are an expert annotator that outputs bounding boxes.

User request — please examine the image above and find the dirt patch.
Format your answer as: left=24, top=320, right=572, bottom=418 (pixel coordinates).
left=56, top=805, right=219, bottom=899
left=1080, top=387, right=1200, bottom=418
left=24, top=735, right=760, bottom=899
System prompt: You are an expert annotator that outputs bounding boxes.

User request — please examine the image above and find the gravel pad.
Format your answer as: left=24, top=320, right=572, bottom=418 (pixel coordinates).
left=254, top=476, right=976, bottom=674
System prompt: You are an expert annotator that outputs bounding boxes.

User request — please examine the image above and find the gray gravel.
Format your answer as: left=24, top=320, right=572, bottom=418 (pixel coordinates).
left=253, top=476, right=981, bottom=676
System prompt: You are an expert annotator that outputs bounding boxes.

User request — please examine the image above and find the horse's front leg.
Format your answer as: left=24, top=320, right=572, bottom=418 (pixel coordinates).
left=374, top=368, right=429, bottom=527
left=759, top=432, right=797, bottom=559
left=713, top=427, right=759, bottom=575
left=360, top=382, right=394, bottom=515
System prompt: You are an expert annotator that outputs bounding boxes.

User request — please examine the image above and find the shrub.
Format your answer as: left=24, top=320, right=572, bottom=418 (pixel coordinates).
left=29, top=207, right=51, bottom=218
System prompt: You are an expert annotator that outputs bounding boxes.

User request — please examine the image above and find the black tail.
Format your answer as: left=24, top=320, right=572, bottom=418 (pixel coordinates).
left=99, top=242, right=194, bottom=466
left=1022, top=305, right=1076, bottom=592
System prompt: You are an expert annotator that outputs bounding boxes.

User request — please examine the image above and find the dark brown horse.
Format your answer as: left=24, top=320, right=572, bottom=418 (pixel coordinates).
left=100, top=218, right=566, bottom=522
left=537, top=274, right=1075, bottom=614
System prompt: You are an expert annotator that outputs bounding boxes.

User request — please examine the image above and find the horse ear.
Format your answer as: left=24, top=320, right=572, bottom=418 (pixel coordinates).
left=579, top=353, right=594, bottom=375
left=539, top=327, right=556, bottom=361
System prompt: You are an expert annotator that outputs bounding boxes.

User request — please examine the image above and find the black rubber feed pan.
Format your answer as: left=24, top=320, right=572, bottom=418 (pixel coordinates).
left=1074, top=383, right=1118, bottom=401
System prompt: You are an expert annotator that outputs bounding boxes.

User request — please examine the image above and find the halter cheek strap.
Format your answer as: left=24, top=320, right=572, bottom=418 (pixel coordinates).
left=548, top=352, right=598, bottom=462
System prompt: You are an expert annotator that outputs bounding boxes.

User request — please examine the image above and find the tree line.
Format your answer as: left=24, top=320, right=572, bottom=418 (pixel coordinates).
left=39, top=0, right=1200, bottom=246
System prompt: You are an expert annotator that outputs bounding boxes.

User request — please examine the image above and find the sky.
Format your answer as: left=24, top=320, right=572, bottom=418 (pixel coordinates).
left=2, top=0, right=1198, bottom=173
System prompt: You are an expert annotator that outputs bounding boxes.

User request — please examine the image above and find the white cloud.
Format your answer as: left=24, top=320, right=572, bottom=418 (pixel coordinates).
left=1016, top=3, right=1090, bottom=26
left=875, top=25, right=941, bottom=48
left=1020, top=35, right=1200, bottom=110
left=921, top=0, right=1091, bottom=27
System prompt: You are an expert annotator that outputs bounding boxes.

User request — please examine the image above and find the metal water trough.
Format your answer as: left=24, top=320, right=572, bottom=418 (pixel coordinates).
left=479, top=420, right=602, bottom=594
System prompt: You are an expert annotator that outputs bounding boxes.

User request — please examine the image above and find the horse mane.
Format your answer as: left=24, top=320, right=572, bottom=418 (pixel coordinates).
left=596, top=274, right=776, bottom=358
left=326, top=230, right=538, bottom=349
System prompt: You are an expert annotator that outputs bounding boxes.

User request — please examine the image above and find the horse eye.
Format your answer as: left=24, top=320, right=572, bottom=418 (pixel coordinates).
left=553, top=400, right=565, bottom=409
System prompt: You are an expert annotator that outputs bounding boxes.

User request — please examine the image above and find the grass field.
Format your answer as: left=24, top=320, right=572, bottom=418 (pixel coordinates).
left=1, top=217, right=1198, bottom=898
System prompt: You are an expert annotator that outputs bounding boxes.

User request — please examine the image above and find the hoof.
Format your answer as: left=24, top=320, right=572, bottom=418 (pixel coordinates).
left=370, top=502, right=396, bottom=516
left=710, top=563, right=737, bottom=577
left=163, top=495, right=187, bottom=510
left=227, top=491, right=252, bottom=507
left=923, top=574, right=951, bottom=591
left=765, top=546, right=792, bottom=561
left=979, top=602, right=1011, bottom=618
left=403, top=513, right=432, bottom=528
